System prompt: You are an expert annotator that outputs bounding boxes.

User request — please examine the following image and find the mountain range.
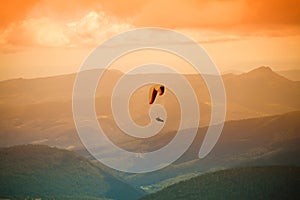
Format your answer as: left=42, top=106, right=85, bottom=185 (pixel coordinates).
left=0, top=66, right=299, bottom=149
left=0, top=66, right=299, bottom=199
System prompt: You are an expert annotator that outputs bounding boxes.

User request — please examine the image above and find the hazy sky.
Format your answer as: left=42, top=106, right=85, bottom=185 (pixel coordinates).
left=0, top=0, right=299, bottom=80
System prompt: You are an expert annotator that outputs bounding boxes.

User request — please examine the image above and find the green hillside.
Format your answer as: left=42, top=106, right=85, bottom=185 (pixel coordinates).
left=140, top=166, right=300, bottom=200
left=120, top=111, right=300, bottom=190
left=0, top=145, right=143, bottom=200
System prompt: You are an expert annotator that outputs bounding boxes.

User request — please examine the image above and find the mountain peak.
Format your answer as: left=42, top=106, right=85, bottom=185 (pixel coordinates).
left=244, top=66, right=288, bottom=81
left=231, top=66, right=292, bottom=85
left=247, top=66, right=273, bottom=74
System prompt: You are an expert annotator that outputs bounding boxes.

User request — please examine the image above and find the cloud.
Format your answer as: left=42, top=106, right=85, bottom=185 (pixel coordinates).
left=1, top=17, right=68, bottom=47
left=178, top=29, right=241, bottom=43
left=0, top=0, right=39, bottom=28
left=0, top=10, right=133, bottom=52
left=0, top=0, right=101, bottom=27
left=243, top=0, right=300, bottom=25
left=133, top=0, right=245, bottom=28
left=129, top=0, right=300, bottom=34
left=1, top=0, right=299, bottom=52
left=87, top=0, right=300, bottom=36
left=66, top=11, right=133, bottom=47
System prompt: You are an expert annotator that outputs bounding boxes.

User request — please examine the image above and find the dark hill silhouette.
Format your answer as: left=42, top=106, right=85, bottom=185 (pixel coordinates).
left=139, top=166, right=300, bottom=200
left=0, top=145, right=143, bottom=200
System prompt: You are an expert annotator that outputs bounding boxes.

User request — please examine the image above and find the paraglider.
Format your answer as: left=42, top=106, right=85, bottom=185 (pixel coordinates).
left=149, top=84, right=165, bottom=104
left=155, top=117, right=164, bottom=123
left=149, top=84, right=166, bottom=123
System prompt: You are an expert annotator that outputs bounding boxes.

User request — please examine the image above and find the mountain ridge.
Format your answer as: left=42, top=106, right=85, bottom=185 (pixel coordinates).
left=1, top=66, right=298, bottom=83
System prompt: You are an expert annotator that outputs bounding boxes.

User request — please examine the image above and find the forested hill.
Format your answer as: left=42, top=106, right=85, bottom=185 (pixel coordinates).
left=140, top=166, right=300, bottom=200
left=0, top=145, right=143, bottom=200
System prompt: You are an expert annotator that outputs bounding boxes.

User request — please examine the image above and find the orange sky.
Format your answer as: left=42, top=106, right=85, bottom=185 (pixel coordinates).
left=0, top=0, right=299, bottom=80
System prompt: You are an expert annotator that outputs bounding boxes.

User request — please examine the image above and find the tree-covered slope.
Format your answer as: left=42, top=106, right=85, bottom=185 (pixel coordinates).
left=0, top=145, right=143, bottom=200
left=140, top=166, right=300, bottom=200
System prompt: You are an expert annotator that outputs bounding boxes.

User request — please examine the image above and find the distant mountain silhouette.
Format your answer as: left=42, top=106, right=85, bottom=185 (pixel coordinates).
left=139, top=166, right=300, bottom=200
left=0, top=69, right=123, bottom=105
left=224, top=66, right=300, bottom=120
left=0, top=145, right=143, bottom=200
left=0, top=66, right=299, bottom=149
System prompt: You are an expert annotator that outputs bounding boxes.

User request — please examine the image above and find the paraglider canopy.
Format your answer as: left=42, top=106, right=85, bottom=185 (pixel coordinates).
left=149, top=84, right=165, bottom=104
